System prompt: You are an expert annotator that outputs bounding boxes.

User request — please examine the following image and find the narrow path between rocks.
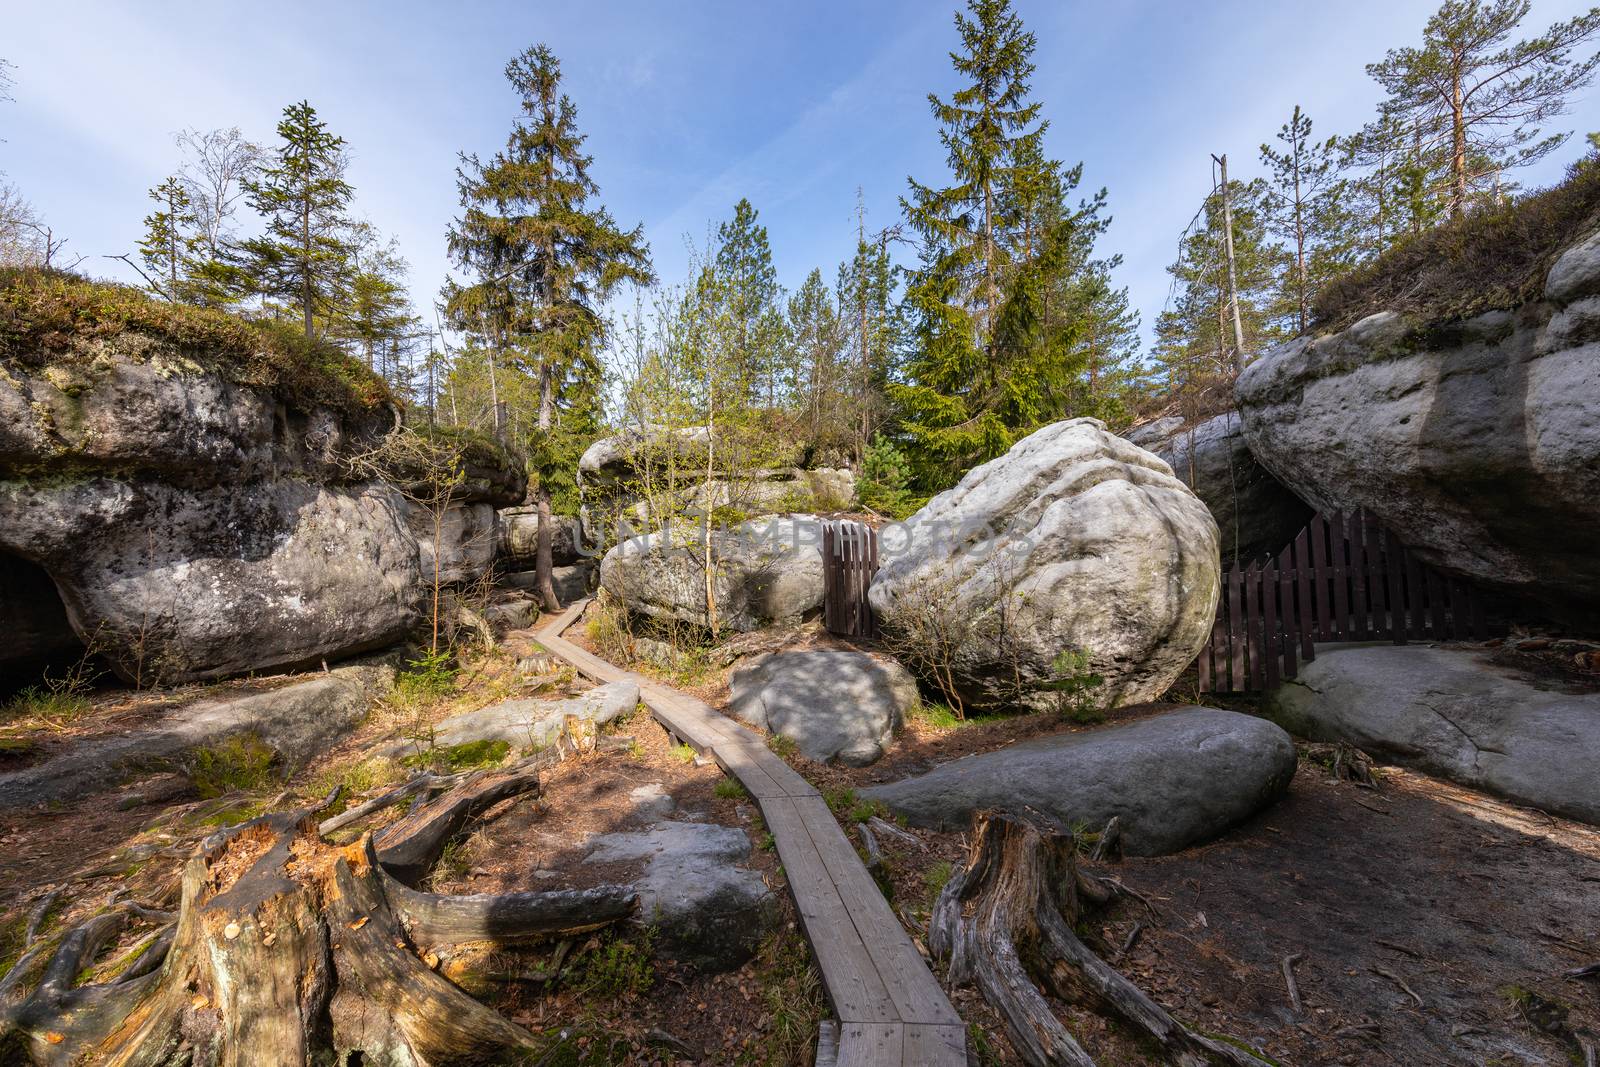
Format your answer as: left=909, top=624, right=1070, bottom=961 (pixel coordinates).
left=534, top=601, right=966, bottom=1067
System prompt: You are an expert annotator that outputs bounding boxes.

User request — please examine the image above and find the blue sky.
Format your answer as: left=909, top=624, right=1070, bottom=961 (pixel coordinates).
left=6, top=0, right=1600, bottom=355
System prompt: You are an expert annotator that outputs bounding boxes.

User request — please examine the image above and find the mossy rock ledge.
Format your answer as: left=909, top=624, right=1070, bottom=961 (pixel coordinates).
left=0, top=270, right=526, bottom=684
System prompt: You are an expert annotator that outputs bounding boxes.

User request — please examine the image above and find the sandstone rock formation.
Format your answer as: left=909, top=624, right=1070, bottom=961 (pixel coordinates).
left=868, top=418, right=1220, bottom=712
left=0, top=306, right=524, bottom=683
left=1237, top=229, right=1600, bottom=623
left=599, top=515, right=825, bottom=632
left=729, top=650, right=917, bottom=765
left=862, top=707, right=1296, bottom=855
left=1267, top=644, right=1600, bottom=824
left=1125, top=412, right=1311, bottom=564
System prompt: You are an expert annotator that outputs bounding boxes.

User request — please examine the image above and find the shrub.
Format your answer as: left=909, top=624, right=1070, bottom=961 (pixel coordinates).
left=572, top=929, right=656, bottom=999
left=1039, top=648, right=1107, bottom=724
left=1313, top=153, right=1600, bottom=331
left=186, top=733, right=277, bottom=798
left=857, top=436, right=923, bottom=519
left=714, top=777, right=748, bottom=800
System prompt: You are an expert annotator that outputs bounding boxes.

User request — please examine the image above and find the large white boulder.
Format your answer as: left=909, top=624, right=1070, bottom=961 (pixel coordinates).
left=599, top=515, right=825, bottom=632
left=868, top=418, right=1220, bottom=712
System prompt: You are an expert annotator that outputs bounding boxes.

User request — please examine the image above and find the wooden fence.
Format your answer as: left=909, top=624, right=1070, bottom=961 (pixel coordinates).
left=1198, top=508, right=1492, bottom=694
left=821, top=521, right=880, bottom=638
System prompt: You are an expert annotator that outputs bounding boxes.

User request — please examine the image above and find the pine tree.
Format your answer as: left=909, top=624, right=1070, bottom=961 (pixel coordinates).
left=835, top=214, right=901, bottom=463
left=1367, top=0, right=1600, bottom=218
left=443, top=44, right=651, bottom=611
left=1259, top=106, right=1341, bottom=334
left=785, top=268, right=846, bottom=455
left=136, top=176, right=203, bottom=303
left=238, top=101, right=355, bottom=337
left=1154, top=179, right=1284, bottom=398
left=713, top=198, right=787, bottom=405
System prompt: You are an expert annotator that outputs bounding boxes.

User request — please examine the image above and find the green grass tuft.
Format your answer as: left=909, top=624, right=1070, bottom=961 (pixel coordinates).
left=185, top=733, right=277, bottom=798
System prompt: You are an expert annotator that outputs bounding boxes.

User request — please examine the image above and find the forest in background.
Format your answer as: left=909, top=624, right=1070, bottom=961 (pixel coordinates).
left=4, top=0, right=1600, bottom=518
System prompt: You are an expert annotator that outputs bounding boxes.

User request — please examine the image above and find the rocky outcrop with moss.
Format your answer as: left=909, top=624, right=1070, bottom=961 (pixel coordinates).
left=1237, top=226, right=1600, bottom=624
left=0, top=270, right=524, bottom=684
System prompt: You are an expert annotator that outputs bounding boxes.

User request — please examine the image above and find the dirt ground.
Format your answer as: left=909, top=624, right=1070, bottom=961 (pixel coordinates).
left=6, top=606, right=1599, bottom=1066
left=591, top=618, right=1600, bottom=1066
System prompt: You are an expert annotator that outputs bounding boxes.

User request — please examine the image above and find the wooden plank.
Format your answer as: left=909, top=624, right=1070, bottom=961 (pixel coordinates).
left=1469, top=582, right=1487, bottom=640
left=823, top=524, right=834, bottom=633
left=836, top=1023, right=904, bottom=1067
left=1310, top=514, right=1332, bottom=640
left=1447, top=576, right=1466, bottom=640
left=902, top=1023, right=968, bottom=1066
left=1385, top=528, right=1408, bottom=645
left=1261, top=561, right=1280, bottom=690
left=791, top=795, right=961, bottom=1026
left=1347, top=509, right=1369, bottom=640
left=816, top=1020, right=841, bottom=1067
left=1277, top=548, right=1296, bottom=681
left=1364, top=511, right=1387, bottom=640
left=1228, top=568, right=1245, bottom=691
left=711, top=742, right=793, bottom=800
left=714, top=741, right=818, bottom=799
left=763, top=798, right=899, bottom=1025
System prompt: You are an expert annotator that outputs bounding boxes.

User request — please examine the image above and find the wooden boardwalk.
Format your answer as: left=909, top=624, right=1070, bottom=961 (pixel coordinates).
left=535, top=602, right=966, bottom=1067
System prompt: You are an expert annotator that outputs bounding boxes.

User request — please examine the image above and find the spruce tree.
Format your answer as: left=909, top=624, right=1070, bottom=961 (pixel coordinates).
left=136, top=176, right=203, bottom=303
left=336, top=223, right=417, bottom=383
left=238, top=101, right=355, bottom=337
left=443, top=44, right=651, bottom=611
left=897, top=0, right=1053, bottom=482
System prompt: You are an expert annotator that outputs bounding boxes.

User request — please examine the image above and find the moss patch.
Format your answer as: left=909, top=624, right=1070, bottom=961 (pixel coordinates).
left=0, top=267, right=392, bottom=417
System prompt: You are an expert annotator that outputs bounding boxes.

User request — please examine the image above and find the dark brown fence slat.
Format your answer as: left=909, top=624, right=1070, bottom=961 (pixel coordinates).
left=1244, top=569, right=1262, bottom=691
left=1228, top=568, right=1245, bottom=689
left=1347, top=510, right=1369, bottom=640
left=1406, top=549, right=1425, bottom=640
left=1363, top=511, right=1387, bottom=640
left=1425, top=568, right=1445, bottom=639
left=1385, top=528, right=1407, bottom=644
left=1469, top=582, right=1487, bottom=640
left=1277, top=548, right=1297, bottom=681
left=1294, top=530, right=1315, bottom=662
left=1309, top=515, right=1331, bottom=641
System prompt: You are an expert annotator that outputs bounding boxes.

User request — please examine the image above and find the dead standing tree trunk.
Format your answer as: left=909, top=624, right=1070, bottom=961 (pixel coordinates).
left=0, top=763, right=635, bottom=1065
left=930, top=812, right=1270, bottom=1067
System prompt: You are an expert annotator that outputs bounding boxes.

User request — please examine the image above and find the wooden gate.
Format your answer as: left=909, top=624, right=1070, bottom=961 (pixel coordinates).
left=822, top=521, right=880, bottom=638
left=1198, top=508, right=1493, bottom=693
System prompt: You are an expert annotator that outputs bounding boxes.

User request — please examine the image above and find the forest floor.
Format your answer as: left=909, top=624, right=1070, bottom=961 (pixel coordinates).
left=588, top=614, right=1600, bottom=1067
left=0, top=621, right=825, bottom=1066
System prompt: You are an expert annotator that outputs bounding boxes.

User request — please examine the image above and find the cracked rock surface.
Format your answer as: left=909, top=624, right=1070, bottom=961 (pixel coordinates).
left=1266, top=643, right=1600, bottom=824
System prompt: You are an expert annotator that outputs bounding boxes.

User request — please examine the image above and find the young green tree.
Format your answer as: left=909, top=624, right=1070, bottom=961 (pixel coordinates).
left=238, top=101, right=356, bottom=336
left=713, top=197, right=787, bottom=405
left=336, top=222, right=417, bottom=383
left=135, top=176, right=204, bottom=303
left=1367, top=0, right=1600, bottom=219
left=1259, top=106, right=1342, bottom=333
left=444, top=44, right=651, bottom=612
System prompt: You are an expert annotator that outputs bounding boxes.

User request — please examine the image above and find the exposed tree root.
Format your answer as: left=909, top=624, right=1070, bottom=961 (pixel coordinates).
left=0, top=761, right=636, bottom=1065
left=929, top=811, right=1271, bottom=1067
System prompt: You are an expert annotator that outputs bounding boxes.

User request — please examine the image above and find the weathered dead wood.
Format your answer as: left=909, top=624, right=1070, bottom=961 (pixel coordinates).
left=867, top=815, right=921, bottom=849
left=318, top=769, right=468, bottom=836
left=1567, top=961, right=1600, bottom=981
left=1090, top=816, right=1122, bottom=863
left=930, top=812, right=1270, bottom=1067
left=0, top=794, right=632, bottom=1064
left=1282, top=953, right=1304, bottom=1014
left=374, top=765, right=543, bottom=885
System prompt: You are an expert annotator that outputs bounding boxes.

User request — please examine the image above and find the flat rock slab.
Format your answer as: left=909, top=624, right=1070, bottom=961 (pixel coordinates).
left=583, top=821, right=777, bottom=972
left=728, top=650, right=916, bottom=766
left=387, top=681, right=639, bottom=759
left=861, top=707, right=1296, bottom=855
left=0, top=664, right=393, bottom=809
left=1268, top=643, right=1600, bottom=824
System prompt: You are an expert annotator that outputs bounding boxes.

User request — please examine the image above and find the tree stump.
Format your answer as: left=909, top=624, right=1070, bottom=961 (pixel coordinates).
left=0, top=766, right=635, bottom=1065
left=929, top=811, right=1269, bottom=1067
